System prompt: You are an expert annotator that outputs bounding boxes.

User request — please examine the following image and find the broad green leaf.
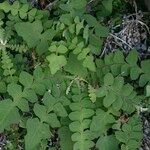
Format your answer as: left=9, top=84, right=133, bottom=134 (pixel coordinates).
left=130, top=66, right=140, bottom=80
left=57, top=45, right=68, bottom=54
left=32, top=82, right=46, bottom=95
left=15, top=21, right=43, bottom=48
left=115, top=115, right=142, bottom=150
left=77, top=48, right=90, bottom=60
left=25, top=118, right=50, bottom=150
left=10, top=1, right=20, bottom=15
left=54, top=102, right=68, bottom=117
left=33, top=104, right=47, bottom=122
left=23, top=89, right=38, bottom=102
left=95, top=24, right=109, bottom=37
left=112, top=96, right=123, bottom=111
left=121, top=84, right=133, bottom=96
left=0, top=81, right=7, bottom=93
left=102, top=0, right=113, bottom=14
left=126, top=50, right=138, bottom=65
left=70, top=0, right=87, bottom=9
left=36, top=39, right=49, bottom=55
left=0, top=99, right=20, bottom=132
left=90, top=109, right=115, bottom=133
left=139, top=60, right=150, bottom=86
left=46, top=54, right=67, bottom=74
left=104, top=73, right=114, bottom=86
left=96, top=135, right=119, bottom=150
left=28, top=8, right=37, bottom=21
left=96, top=87, right=107, bottom=97
left=89, top=34, right=103, bottom=55
left=60, top=14, right=73, bottom=25
left=69, top=108, right=94, bottom=121
left=103, top=92, right=117, bottom=108
left=58, top=126, right=74, bottom=150
left=17, top=98, right=29, bottom=112
left=33, top=66, right=44, bottom=80
left=83, top=55, right=96, bottom=72
left=43, top=92, right=56, bottom=112
left=64, top=53, right=87, bottom=77
left=113, top=51, right=124, bottom=63
left=46, top=113, right=61, bottom=128
left=7, top=83, right=22, bottom=100
left=146, top=85, right=150, bottom=97
left=0, top=1, right=11, bottom=13
left=73, top=140, right=94, bottom=150
left=19, top=4, right=29, bottom=19
left=84, top=14, right=98, bottom=27
left=70, top=120, right=91, bottom=132
left=83, top=25, right=89, bottom=44
left=88, top=85, right=96, bottom=103
left=19, top=71, right=33, bottom=88
left=76, top=20, right=84, bottom=35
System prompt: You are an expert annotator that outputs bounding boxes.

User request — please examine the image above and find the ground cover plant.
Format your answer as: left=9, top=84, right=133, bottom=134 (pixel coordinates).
left=0, top=0, right=150, bottom=149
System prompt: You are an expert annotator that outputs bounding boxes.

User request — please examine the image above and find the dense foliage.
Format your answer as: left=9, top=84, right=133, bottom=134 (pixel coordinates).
left=0, top=0, right=149, bottom=150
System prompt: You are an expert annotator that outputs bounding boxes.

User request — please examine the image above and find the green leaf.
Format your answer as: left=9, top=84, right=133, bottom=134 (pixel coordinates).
left=19, top=71, right=33, bottom=88
left=57, top=45, right=68, bottom=54
left=113, top=51, right=124, bottom=63
left=34, top=104, right=61, bottom=127
left=7, top=83, right=22, bottom=100
left=33, top=104, right=47, bottom=122
left=23, top=89, right=38, bottom=103
left=139, top=60, right=150, bottom=86
left=84, top=14, right=98, bottom=27
left=88, top=85, right=96, bottom=103
left=130, top=66, right=140, bottom=80
left=76, top=20, right=84, bottom=35
left=70, top=0, right=87, bottom=9
left=0, top=1, right=11, bottom=13
left=0, top=81, right=7, bottom=93
left=0, top=99, right=20, bottom=132
left=77, top=48, right=90, bottom=60
left=103, top=92, right=117, bottom=108
left=17, top=98, right=29, bottom=112
left=28, top=8, right=37, bottom=21
left=46, top=54, right=67, bottom=74
left=126, top=50, right=138, bottom=65
left=25, top=118, right=51, bottom=150
left=58, top=126, right=74, bottom=150
left=96, top=135, right=119, bottom=150
left=43, top=92, right=56, bottom=112
left=83, top=55, right=96, bottom=72
left=64, top=53, right=87, bottom=77
left=90, top=109, right=115, bottom=133
left=104, top=73, right=114, bottom=86
left=83, top=25, right=89, bottom=44
left=54, top=102, right=68, bottom=117
left=19, top=4, right=29, bottom=19
left=102, top=0, right=113, bottom=14
left=96, top=87, right=107, bottom=97
left=46, top=113, right=61, bottom=128
left=115, top=115, right=142, bottom=150
left=33, top=66, right=44, bottom=80
left=121, top=84, right=133, bottom=96
left=49, top=45, right=68, bottom=54
left=146, top=85, right=150, bottom=97
left=15, top=21, right=43, bottom=48
left=60, top=14, right=73, bottom=25
left=95, top=24, right=109, bottom=37
left=69, top=95, right=95, bottom=150
left=10, top=1, right=20, bottom=15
